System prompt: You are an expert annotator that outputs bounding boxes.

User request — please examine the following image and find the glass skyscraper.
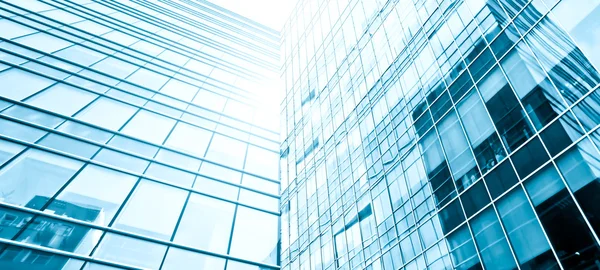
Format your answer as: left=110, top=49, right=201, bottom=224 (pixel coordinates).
left=280, top=0, right=600, bottom=270
left=0, top=0, right=280, bottom=269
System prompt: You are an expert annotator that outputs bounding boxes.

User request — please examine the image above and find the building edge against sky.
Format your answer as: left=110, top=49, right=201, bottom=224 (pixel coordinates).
left=0, top=0, right=281, bottom=269
left=280, top=0, right=600, bottom=270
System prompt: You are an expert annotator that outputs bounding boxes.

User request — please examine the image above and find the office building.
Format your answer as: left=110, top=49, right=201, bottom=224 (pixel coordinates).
left=280, top=0, right=600, bottom=269
left=0, top=0, right=280, bottom=269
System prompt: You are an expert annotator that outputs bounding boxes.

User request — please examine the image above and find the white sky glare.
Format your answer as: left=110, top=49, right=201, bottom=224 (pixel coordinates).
left=208, top=0, right=297, bottom=31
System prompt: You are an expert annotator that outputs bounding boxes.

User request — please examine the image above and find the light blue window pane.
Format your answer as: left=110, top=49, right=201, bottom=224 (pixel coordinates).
left=14, top=32, right=72, bottom=54
left=93, top=233, right=167, bottom=269
left=0, top=118, right=47, bottom=142
left=15, top=215, right=102, bottom=255
left=159, top=79, right=198, bottom=102
left=155, top=149, right=201, bottom=171
left=0, top=245, right=85, bottom=269
left=457, top=92, right=495, bottom=147
left=205, top=134, right=248, bottom=169
left=238, top=189, right=278, bottom=212
left=438, top=111, right=478, bottom=189
left=93, top=149, right=149, bottom=174
left=75, top=97, right=137, bottom=130
left=144, top=100, right=183, bottom=119
left=121, top=110, right=176, bottom=145
left=38, top=133, right=100, bottom=159
left=174, top=193, right=235, bottom=253
left=223, top=98, right=254, bottom=123
left=0, top=99, right=10, bottom=111
left=105, top=88, right=147, bottom=107
left=241, top=174, right=278, bottom=195
left=145, top=163, right=195, bottom=188
left=54, top=45, right=106, bottom=67
left=229, top=207, right=279, bottom=264
left=0, top=149, right=83, bottom=209
left=3, top=105, right=64, bottom=128
left=0, top=19, right=36, bottom=39
left=192, top=89, right=228, bottom=112
left=57, top=121, right=113, bottom=144
left=470, top=207, right=517, bottom=270
left=82, top=263, right=122, bottom=270
left=552, top=0, right=600, bottom=69
left=199, top=162, right=242, bottom=184
left=127, top=68, right=169, bottom=91
left=49, top=164, right=138, bottom=225
left=90, top=56, right=137, bottom=79
left=65, top=74, right=111, bottom=94
left=162, top=248, right=226, bottom=270
left=22, top=61, right=70, bottom=81
left=496, top=187, right=552, bottom=266
left=0, top=68, right=54, bottom=100
left=193, top=175, right=239, bottom=201
left=244, top=145, right=278, bottom=180
left=165, top=122, right=212, bottom=157
left=26, top=84, right=97, bottom=116
left=113, top=180, right=187, bottom=240
left=107, top=135, right=158, bottom=159
left=101, top=31, right=139, bottom=47
left=0, top=62, right=8, bottom=72
left=0, top=139, right=25, bottom=166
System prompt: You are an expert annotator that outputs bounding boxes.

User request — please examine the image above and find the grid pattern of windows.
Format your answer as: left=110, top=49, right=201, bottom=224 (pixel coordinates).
left=280, top=0, right=600, bottom=270
left=0, top=0, right=280, bottom=269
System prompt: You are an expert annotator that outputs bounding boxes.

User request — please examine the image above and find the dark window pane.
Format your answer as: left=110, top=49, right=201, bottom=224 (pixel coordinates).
left=461, top=181, right=491, bottom=217
left=439, top=199, right=465, bottom=234
left=484, top=160, right=519, bottom=199
left=511, top=137, right=549, bottom=178
left=524, top=164, right=600, bottom=268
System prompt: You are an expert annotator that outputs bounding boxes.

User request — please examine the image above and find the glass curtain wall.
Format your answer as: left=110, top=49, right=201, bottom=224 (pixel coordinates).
left=0, top=0, right=281, bottom=269
left=280, top=0, right=600, bottom=269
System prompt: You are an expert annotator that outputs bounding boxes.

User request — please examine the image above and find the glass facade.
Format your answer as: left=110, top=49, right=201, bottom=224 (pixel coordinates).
left=280, top=0, right=600, bottom=270
left=0, top=0, right=280, bottom=269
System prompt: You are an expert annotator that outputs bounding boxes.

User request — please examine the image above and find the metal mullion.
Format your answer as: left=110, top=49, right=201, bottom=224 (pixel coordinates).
left=0, top=128, right=281, bottom=215
left=0, top=38, right=279, bottom=145
left=67, top=0, right=275, bottom=79
left=0, top=238, right=144, bottom=270
left=0, top=43, right=278, bottom=147
left=152, top=0, right=279, bottom=60
left=0, top=105, right=280, bottom=197
left=0, top=3, right=265, bottom=108
left=0, top=58, right=282, bottom=180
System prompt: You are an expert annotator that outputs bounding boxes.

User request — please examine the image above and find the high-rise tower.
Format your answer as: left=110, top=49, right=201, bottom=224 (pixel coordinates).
left=0, top=0, right=280, bottom=269
left=280, top=0, right=600, bottom=269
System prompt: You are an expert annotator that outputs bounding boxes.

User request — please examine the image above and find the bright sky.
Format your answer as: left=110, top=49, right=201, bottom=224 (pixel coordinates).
left=209, top=0, right=297, bottom=31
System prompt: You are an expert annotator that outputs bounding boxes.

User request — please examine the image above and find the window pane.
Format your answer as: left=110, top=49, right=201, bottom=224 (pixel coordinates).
left=49, top=165, right=138, bottom=225
left=524, top=164, right=600, bottom=268
left=145, top=163, right=195, bottom=187
left=113, top=181, right=187, bottom=240
left=447, top=224, right=482, bottom=270
left=174, top=194, right=235, bottom=253
left=205, top=134, right=247, bottom=169
left=496, top=187, right=558, bottom=268
left=121, top=110, right=176, bottom=145
left=93, top=233, right=167, bottom=269
left=555, top=139, right=600, bottom=237
left=162, top=248, right=226, bottom=270
left=3, top=105, right=64, bottom=128
left=0, top=149, right=83, bottom=209
left=93, top=149, right=149, bottom=174
left=57, top=121, right=113, bottom=144
left=38, top=134, right=100, bottom=159
left=0, top=139, right=25, bottom=166
left=470, top=207, right=517, bottom=270
left=26, top=84, right=97, bottom=116
left=165, top=122, right=212, bottom=157
left=127, top=68, right=169, bottom=91
left=244, top=145, right=278, bottom=179
left=75, top=97, right=137, bottom=130
left=15, top=32, right=72, bottom=54
left=107, top=135, right=158, bottom=159
left=229, top=207, right=279, bottom=264
left=193, top=176, right=239, bottom=201
left=0, top=118, right=47, bottom=142
left=0, top=245, right=85, bottom=269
